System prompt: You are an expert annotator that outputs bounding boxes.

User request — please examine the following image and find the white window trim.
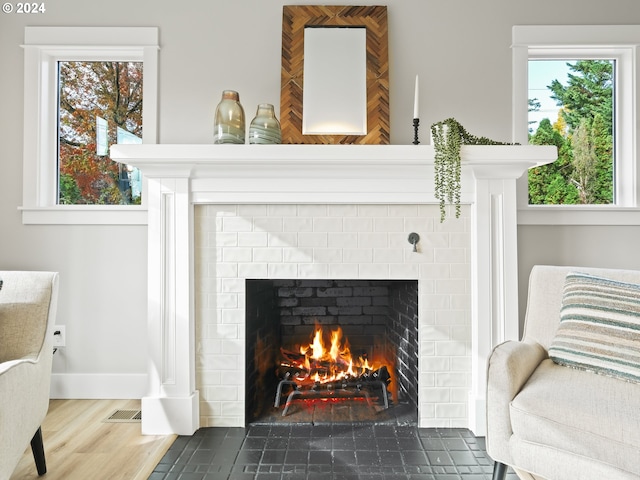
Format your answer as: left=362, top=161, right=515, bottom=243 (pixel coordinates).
left=513, top=25, right=640, bottom=226
left=21, top=27, right=158, bottom=225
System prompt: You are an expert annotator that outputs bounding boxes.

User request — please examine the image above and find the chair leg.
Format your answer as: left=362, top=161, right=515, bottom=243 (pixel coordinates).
left=492, top=461, right=508, bottom=480
left=30, top=426, right=47, bottom=476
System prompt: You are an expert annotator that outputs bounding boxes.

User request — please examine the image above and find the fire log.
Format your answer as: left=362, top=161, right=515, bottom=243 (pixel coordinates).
left=280, top=347, right=306, bottom=363
left=372, top=365, right=391, bottom=385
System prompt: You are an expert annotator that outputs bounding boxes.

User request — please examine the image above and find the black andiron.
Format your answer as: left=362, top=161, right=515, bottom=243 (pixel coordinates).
left=274, top=365, right=392, bottom=417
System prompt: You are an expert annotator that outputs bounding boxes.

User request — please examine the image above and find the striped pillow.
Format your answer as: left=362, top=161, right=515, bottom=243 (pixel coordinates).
left=548, top=272, right=640, bottom=384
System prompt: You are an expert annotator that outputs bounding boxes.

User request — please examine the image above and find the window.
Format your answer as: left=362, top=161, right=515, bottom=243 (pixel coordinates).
left=528, top=59, right=614, bottom=205
left=21, top=27, right=158, bottom=224
left=58, top=61, right=143, bottom=205
left=513, top=25, right=640, bottom=225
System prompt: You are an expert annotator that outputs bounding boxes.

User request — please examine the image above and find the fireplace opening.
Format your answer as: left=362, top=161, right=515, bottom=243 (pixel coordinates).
left=246, top=279, right=419, bottom=425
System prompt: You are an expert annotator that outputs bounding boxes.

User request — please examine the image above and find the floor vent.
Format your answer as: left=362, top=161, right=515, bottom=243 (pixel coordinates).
left=104, top=409, right=142, bottom=423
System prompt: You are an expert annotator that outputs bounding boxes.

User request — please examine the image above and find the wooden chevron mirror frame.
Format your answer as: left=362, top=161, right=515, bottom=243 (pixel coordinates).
left=280, top=5, right=389, bottom=144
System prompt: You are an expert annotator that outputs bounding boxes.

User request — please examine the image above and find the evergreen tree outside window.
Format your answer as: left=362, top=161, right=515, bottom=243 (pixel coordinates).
left=527, top=59, right=614, bottom=205
left=513, top=25, right=640, bottom=224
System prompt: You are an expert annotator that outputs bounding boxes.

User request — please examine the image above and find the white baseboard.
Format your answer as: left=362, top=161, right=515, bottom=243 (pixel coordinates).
left=50, top=373, right=148, bottom=399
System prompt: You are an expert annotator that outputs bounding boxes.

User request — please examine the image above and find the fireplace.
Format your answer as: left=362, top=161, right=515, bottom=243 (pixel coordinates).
left=245, top=279, right=419, bottom=425
left=194, top=200, right=473, bottom=431
left=110, top=143, right=557, bottom=435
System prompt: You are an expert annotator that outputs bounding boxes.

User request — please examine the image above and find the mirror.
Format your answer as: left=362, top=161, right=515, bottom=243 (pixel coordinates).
left=302, top=27, right=367, bottom=135
left=280, top=5, right=389, bottom=144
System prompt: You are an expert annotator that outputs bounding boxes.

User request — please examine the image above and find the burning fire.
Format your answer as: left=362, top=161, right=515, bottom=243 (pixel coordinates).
left=278, top=325, right=389, bottom=385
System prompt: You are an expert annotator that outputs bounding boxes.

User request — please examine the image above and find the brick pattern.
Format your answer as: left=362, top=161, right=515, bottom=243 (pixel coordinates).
left=195, top=204, right=471, bottom=428
left=274, top=280, right=391, bottom=349
left=389, top=281, right=419, bottom=410
left=245, top=280, right=280, bottom=424
left=244, top=279, right=418, bottom=423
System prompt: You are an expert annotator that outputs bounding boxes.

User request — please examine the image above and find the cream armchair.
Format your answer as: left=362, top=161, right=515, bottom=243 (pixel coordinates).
left=487, top=265, right=640, bottom=480
left=0, top=271, right=59, bottom=478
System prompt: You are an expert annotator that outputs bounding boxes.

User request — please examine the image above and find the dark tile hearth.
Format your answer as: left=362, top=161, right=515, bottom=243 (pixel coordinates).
left=148, top=425, right=518, bottom=480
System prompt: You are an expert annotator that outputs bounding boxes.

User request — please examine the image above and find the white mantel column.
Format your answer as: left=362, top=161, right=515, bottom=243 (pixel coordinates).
left=141, top=174, right=199, bottom=435
left=468, top=164, right=522, bottom=436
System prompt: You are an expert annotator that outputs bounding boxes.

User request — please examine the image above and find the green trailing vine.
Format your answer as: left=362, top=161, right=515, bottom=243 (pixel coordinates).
left=430, top=118, right=514, bottom=222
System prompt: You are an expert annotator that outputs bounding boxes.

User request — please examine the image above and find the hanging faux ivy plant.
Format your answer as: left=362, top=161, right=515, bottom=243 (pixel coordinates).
left=430, top=118, right=514, bottom=222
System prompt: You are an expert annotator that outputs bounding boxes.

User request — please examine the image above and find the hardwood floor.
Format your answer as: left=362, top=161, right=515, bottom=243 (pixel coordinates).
left=10, top=399, right=176, bottom=480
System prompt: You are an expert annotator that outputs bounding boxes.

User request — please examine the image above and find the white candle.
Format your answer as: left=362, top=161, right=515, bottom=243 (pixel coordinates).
left=413, top=75, right=419, bottom=119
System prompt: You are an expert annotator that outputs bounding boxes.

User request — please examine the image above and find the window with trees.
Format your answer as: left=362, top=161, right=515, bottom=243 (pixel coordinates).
left=528, top=60, right=614, bottom=205
left=58, top=61, right=143, bottom=205
left=513, top=25, right=640, bottom=224
left=22, top=27, right=158, bottom=224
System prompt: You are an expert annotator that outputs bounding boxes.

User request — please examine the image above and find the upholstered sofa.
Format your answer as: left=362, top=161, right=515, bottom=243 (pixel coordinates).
left=0, top=271, right=59, bottom=478
left=487, top=265, right=640, bottom=480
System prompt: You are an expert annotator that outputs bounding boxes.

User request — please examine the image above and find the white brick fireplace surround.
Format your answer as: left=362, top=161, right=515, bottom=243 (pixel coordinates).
left=111, top=144, right=556, bottom=436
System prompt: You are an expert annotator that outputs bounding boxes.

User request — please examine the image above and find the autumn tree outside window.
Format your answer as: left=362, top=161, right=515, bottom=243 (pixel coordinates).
left=21, top=27, right=158, bottom=225
left=58, top=61, right=143, bottom=205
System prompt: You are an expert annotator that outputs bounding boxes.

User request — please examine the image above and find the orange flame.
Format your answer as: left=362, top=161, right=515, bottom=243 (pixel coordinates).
left=284, top=325, right=385, bottom=385
left=311, top=328, right=323, bottom=360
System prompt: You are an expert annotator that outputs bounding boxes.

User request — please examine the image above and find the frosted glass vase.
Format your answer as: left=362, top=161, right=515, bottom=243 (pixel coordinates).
left=248, top=104, right=281, bottom=144
left=213, top=90, right=245, bottom=144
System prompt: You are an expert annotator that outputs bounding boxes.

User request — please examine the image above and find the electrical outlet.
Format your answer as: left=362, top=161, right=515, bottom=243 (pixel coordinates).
left=53, top=326, right=66, bottom=347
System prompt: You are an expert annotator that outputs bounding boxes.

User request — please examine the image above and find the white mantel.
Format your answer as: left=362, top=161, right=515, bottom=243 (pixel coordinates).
left=111, top=143, right=556, bottom=435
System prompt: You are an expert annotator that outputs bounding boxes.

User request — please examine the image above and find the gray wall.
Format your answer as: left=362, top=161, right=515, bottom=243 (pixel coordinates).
left=518, top=225, right=640, bottom=331
left=1, top=0, right=640, bottom=395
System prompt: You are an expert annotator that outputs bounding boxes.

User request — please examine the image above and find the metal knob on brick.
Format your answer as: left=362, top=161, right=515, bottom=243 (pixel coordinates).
left=408, top=232, right=420, bottom=252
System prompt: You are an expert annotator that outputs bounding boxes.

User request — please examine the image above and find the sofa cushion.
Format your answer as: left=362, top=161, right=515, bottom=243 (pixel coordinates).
left=510, top=359, right=640, bottom=476
left=548, top=272, right=640, bottom=384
